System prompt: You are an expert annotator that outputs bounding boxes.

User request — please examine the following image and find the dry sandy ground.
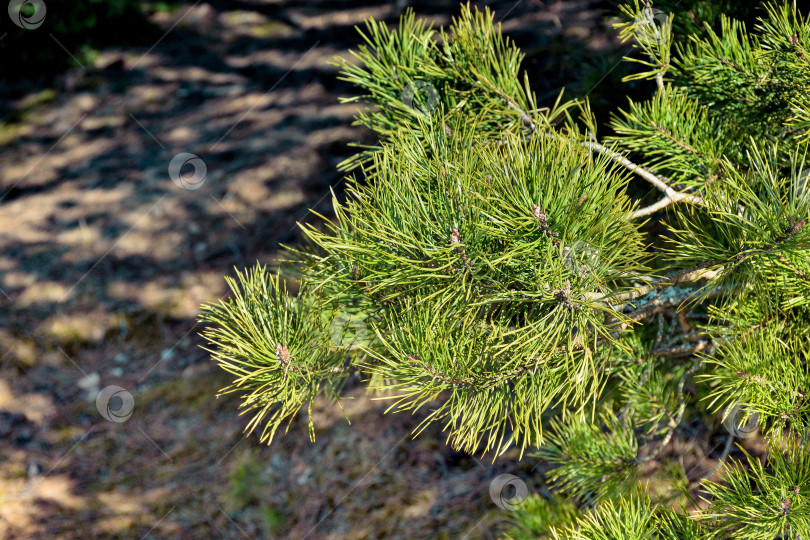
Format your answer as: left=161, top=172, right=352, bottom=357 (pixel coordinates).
left=0, top=1, right=621, bottom=537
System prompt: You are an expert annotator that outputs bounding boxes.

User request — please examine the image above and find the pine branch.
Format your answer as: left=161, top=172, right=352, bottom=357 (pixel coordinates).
left=583, top=140, right=705, bottom=218
left=203, top=4, right=810, bottom=537
left=629, top=190, right=704, bottom=219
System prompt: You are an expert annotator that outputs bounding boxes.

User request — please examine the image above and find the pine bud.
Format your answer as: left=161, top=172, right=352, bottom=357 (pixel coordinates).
left=554, top=280, right=574, bottom=308
left=781, top=498, right=792, bottom=513
left=532, top=204, right=559, bottom=244
left=275, top=344, right=291, bottom=366
left=450, top=227, right=461, bottom=244
left=532, top=204, right=546, bottom=224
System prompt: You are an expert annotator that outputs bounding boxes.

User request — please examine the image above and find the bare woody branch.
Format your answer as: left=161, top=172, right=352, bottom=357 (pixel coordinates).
left=581, top=140, right=704, bottom=218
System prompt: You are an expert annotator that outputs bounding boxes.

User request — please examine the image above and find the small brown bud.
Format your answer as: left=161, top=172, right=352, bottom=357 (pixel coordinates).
left=532, top=204, right=548, bottom=226
left=794, top=485, right=801, bottom=495
left=781, top=498, right=792, bottom=512
left=275, top=344, right=290, bottom=363
left=450, top=227, right=461, bottom=244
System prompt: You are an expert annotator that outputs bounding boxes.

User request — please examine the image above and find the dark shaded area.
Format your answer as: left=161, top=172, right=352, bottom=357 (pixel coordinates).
left=0, top=1, right=170, bottom=107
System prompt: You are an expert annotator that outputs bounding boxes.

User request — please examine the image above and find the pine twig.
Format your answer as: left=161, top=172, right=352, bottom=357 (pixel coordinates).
left=629, top=191, right=705, bottom=219
left=582, top=140, right=677, bottom=197
left=581, top=140, right=704, bottom=218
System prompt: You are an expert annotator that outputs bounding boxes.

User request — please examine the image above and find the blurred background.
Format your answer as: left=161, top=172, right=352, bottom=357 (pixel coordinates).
left=0, top=0, right=750, bottom=537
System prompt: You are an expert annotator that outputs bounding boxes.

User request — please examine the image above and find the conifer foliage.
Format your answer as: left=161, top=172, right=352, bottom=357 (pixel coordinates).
left=200, top=2, right=810, bottom=537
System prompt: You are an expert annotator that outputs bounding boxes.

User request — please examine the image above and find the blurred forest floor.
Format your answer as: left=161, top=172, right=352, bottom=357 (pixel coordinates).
left=0, top=1, right=627, bottom=537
